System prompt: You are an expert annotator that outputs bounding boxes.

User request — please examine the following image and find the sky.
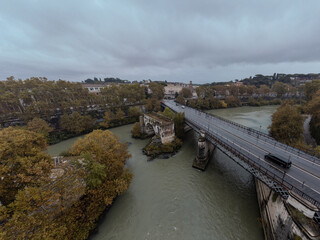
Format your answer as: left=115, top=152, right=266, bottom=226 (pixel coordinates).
left=1, top=0, right=320, bottom=84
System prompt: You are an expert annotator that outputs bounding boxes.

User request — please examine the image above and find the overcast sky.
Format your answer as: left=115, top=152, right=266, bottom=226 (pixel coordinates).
left=1, top=0, right=320, bottom=83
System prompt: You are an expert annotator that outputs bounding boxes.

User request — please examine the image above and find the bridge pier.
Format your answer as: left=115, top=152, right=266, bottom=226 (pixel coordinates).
left=192, top=130, right=215, bottom=171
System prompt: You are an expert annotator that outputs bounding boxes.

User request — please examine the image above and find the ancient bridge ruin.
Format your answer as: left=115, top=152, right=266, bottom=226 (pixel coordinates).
left=139, top=113, right=175, bottom=144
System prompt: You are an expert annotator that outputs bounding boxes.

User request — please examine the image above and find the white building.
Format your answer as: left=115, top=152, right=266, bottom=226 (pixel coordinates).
left=81, top=84, right=106, bottom=94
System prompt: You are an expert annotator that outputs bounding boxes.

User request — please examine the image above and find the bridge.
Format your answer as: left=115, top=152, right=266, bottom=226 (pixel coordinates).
left=139, top=113, right=175, bottom=144
left=163, top=100, right=320, bottom=223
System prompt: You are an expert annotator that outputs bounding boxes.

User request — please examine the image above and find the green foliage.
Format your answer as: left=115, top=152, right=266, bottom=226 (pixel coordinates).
left=128, top=106, right=141, bottom=118
left=180, top=87, right=193, bottom=98
left=158, top=108, right=185, bottom=139
left=100, top=83, right=146, bottom=105
left=305, top=79, right=320, bottom=100
left=144, top=137, right=182, bottom=157
left=60, top=112, right=95, bottom=134
left=27, top=117, right=53, bottom=140
left=115, top=109, right=125, bottom=121
left=80, top=153, right=106, bottom=189
left=145, top=98, right=161, bottom=112
left=174, top=112, right=185, bottom=139
left=148, top=82, right=164, bottom=100
left=269, top=101, right=303, bottom=144
left=225, top=96, right=242, bottom=107
left=271, top=81, right=288, bottom=97
left=0, top=127, right=53, bottom=205
left=100, top=110, right=113, bottom=128
left=0, top=77, right=101, bottom=121
left=161, top=107, right=175, bottom=119
left=131, top=122, right=142, bottom=138
left=175, top=92, right=185, bottom=105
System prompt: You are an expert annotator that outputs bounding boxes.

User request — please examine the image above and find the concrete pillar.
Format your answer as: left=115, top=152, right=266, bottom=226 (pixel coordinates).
left=139, top=115, right=145, bottom=134
left=197, top=131, right=208, bottom=163
left=193, top=130, right=214, bottom=171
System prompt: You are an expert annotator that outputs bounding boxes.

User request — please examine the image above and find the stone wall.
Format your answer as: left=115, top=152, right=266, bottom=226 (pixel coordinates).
left=256, top=179, right=319, bottom=240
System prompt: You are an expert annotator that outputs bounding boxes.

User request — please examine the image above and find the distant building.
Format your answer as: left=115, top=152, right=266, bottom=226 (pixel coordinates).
left=81, top=84, right=106, bottom=94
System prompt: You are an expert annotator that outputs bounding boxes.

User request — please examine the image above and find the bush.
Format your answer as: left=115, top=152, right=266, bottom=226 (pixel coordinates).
left=131, top=122, right=142, bottom=138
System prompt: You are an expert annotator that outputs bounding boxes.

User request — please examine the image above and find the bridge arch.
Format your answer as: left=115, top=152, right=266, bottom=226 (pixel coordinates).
left=140, top=113, right=175, bottom=144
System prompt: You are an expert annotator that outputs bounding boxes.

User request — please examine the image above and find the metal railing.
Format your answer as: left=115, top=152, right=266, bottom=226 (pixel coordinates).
left=186, top=118, right=320, bottom=208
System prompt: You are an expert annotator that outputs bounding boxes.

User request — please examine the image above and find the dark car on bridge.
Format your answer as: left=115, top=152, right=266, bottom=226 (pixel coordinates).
left=264, top=153, right=292, bottom=168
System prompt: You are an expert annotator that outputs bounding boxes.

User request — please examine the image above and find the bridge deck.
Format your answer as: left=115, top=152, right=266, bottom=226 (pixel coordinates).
left=164, top=100, right=320, bottom=209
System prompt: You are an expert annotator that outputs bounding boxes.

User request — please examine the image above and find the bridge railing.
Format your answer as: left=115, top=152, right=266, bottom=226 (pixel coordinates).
left=170, top=102, right=320, bottom=162
left=186, top=118, right=320, bottom=209
left=202, top=110, right=320, bottom=160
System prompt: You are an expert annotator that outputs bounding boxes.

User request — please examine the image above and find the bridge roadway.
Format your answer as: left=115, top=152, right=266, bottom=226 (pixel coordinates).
left=164, top=100, right=320, bottom=209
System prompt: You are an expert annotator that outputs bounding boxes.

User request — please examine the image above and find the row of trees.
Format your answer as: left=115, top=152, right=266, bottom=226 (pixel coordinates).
left=0, top=128, right=132, bottom=239
left=0, top=77, right=165, bottom=124
left=196, top=81, right=303, bottom=99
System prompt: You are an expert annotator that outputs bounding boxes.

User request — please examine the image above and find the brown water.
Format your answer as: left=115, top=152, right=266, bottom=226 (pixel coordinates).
left=47, top=105, right=278, bottom=240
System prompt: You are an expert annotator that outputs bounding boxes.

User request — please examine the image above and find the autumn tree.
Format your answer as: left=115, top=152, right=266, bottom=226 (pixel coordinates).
left=145, top=98, right=161, bottom=112
left=115, top=109, right=125, bottom=123
left=176, top=92, right=185, bottom=105
left=0, top=127, right=53, bottom=205
left=149, top=82, right=164, bottom=100
left=225, top=96, right=241, bottom=107
left=131, top=122, right=142, bottom=138
left=128, top=106, right=141, bottom=119
left=272, top=81, right=287, bottom=97
left=60, top=112, right=95, bottom=134
left=161, top=107, right=175, bottom=119
left=27, top=117, right=53, bottom=139
left=173, top=112, right=185, bottom=139
left=180, top=88, right=192, bottom=98
left=269, top=101, right=303, bottom=144
left=100, top=110, right=114, bottom=128
left=70, top=130, right=132, bottom=202
left=305, top=80, right=320, bottom=100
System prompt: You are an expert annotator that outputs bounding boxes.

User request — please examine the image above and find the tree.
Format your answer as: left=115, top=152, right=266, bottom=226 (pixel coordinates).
left=131, top=122, right=141, bottom=138
left=225, top=96, right=241, bottom=107
left=115, top=109, right=125, bottom=122
left=128, top=106, right=140, bottom=119
left=0, top=127, right=53, bottom=205
left=173, top=113, right=185, bottom=139
left=269, top=101, right=303, bottom=144
left=176, top=92, right=185, bottom=105
left=148, top=82, right=164, bottom=100
left=27, top=117, right=53, bottom=139
left=60, top=112, right=95, bottom=134
left=258, top=85, right=270, bottom=96
left=145, top=98, right=161, bottom=112
left=305, top=80, right=320, bottom=100
left=100, top=110, right=113, bottom=128
left=180, top=88, right=192, bottom=98
left=306, top=90, right=320, bottom=144
left=161, top=107, right=175, bottom=119
left=272, top=81, right=287, bottom=97
left=70, top=130, right=132, bottom=192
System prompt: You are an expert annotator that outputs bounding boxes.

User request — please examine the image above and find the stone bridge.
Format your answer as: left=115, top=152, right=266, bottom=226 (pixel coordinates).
left=139, top=113, right=175, bottom=144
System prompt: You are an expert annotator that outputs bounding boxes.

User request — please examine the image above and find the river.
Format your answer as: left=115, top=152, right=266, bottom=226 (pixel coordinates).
left=47, top=105, right=278, bottom=240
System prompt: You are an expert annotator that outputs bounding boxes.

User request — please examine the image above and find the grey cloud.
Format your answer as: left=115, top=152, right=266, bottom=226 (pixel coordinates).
left=0, top=0, right=320, bottom=83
